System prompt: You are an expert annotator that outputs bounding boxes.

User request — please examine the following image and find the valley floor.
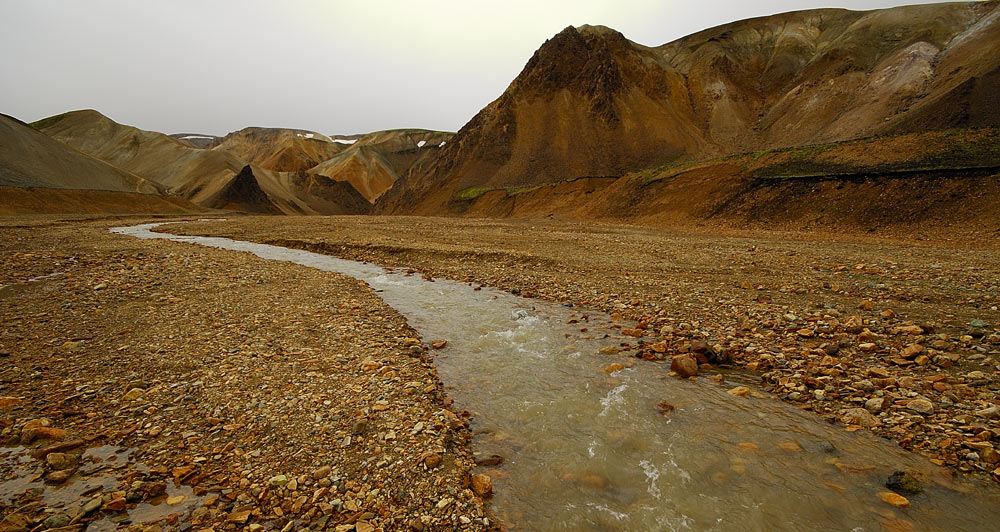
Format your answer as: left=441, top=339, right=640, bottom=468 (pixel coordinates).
left=173, top=215, right=1000, bottom=486
left=1, top=213, right=999, bottom=530
left=0, top=216, right=490, bottom=531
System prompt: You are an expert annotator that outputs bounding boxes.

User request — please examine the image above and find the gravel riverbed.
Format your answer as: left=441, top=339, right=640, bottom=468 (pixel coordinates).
left=171, top=215, right=1000, bottom=487
left=0, top=217, right=492, bottom=532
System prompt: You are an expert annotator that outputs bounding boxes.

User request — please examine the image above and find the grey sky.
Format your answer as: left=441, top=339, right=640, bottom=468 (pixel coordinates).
left=1, top=0, right=957, bottom=136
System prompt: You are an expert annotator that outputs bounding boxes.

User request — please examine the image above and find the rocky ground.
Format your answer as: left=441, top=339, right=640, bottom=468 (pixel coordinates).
left=170, top=215, right=1000, bottom=487
left=0, top=217, right=493, bottom=532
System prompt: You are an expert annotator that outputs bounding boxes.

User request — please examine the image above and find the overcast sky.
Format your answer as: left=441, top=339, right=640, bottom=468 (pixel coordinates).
left=1, top=0, right=955, bottom=136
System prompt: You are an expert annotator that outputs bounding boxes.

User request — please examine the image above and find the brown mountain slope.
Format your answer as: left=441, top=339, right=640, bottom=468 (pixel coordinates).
left=308, top=130, right=453, bottom=202
left=0, top=113, right=161, bottom=194
left=211, top=127, right=345, bottom=172
left=33, top=110, right=370, bottom=215
left=379, top=1, right=1000, bottom=215
left=449, top=127, right=1000, bottom=233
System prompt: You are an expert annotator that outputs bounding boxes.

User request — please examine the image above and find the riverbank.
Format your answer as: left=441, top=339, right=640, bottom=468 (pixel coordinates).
left=0, top=217, right=492, bottom=531
left=171, top=215, right=1000, bottom=485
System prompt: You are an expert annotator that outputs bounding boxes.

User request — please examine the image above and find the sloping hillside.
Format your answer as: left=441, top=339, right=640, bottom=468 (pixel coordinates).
left=32, top=110, right=371, bottom=215
left=0, top=113, right=162, bottom=194
left=379, top=1, right=1000, bottom=215
left=308, top=129, right=452, bottom=201
left=211, top=127, right=345, bottom=173
left=447, top=127, right=1000, bottom=233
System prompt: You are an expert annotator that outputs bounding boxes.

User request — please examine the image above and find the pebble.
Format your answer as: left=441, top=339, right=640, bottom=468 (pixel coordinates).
left=471, top=473, right=493, bottom=497
left=906, top=399, right=934, bottom=415
left=877, top=491, right=911, bottom=508
left=603, top=363, right=624, bottom=374
left=841, top=408, right=881, bottom=428
left=670, top=354, right=698, bottom=378
left=727, top=386, right=751, bottom=397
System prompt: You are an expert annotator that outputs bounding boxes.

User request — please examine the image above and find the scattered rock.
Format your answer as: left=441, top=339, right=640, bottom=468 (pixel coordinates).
left=471, top=474, right=493, bottom=497
left=727, top=386, right=751, bottom=397
left=45, top=452, right=76, bottom=470
left=603, top=363, right=624, bottom=374
left=841, top=408, right=881, bottom=428
left=886, top=471, right=923, bottom=495
left=670, top=354, right=698, bottom=378
left=906, top=399, right=934, bottom=415
left=877, top=491, right=911, bottom=508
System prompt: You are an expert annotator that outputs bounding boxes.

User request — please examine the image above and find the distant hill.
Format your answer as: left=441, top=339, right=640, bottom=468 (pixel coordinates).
left=33, top=110, right=371, bottom=215
left=308, top=129, right=453, bottom=201
left=210, top=127, right=345, bottom=173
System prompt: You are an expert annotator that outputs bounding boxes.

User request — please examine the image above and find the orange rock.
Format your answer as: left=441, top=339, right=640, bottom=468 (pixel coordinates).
left=878, top=491, right=911, bottom=508
left=431, top=339, right=447, bottom=349
left=622, top=328, right=643, bottom=338
left=727, top=386, right=751, bottom=397
left=737, top=442, right=758, bottom=451
left=778, top=441, right=803, bottom=452
left=21, top=427, right=66, bottom=444
left=0, top=396, right=21, bottom=408
left=670, top=354, right=698, bottom=378
left=603, top=363, right=624, bottom=374
left=471, top=473, right=493, bottom=496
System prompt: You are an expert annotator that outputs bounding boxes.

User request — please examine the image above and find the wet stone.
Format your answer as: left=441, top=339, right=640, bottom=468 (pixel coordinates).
left=886, top=471, right=923, bottom=495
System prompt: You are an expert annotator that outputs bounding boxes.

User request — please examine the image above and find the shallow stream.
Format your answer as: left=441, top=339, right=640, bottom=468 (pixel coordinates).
left=112, top=222, right=1000, bottom=531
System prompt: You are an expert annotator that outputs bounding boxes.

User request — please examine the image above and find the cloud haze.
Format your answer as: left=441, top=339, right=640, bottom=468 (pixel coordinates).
left=0, top=0, right=954, bottom=136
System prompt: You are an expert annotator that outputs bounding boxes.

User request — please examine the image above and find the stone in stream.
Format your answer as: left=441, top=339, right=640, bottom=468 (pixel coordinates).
left=727, top=386, right=751, bottom=397
left=603, top=363, right=624, bottom=374
left=877, top=491, right=911, bottom=508
left=474, top=453, right=505, bottom=467
left=471, top=474, right=493, bottom=497
left=431, top=339, right=447, bottom=349
left=670, top=354, right=698, bottom=378
left=886, top=471, right=923, bottom=495
left=45, top=469, right=74, bottom=484
left=45, top=452, right=76, bottom=470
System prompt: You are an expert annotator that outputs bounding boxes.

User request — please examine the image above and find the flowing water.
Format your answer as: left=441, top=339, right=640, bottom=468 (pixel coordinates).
left=112, top=223, right=1000, bottom=531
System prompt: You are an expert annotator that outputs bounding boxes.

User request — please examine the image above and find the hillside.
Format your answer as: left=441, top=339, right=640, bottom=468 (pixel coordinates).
left=210, top=127, right=345, bottom=173
left=447, top=127, right=1000, bottom=233
left=0, top=113, right=162, bottom=194
left=32, top=110, right=371, bottom=215
left=378, top=1, right=1000, bottom=215
left=308, top=129, right=453, bottom=201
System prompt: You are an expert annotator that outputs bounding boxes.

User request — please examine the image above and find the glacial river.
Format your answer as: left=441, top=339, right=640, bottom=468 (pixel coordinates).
left=112, top=222, right=1000, bottom=531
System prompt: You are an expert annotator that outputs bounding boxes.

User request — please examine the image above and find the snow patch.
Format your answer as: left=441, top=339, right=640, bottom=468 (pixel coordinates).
left=417, top=140, right=426, bottom=147
left=334, top=139, right=357, bottom=144
left=181, top=135, right=214, bottom=140
left=438, top=141, right=447, bottom=147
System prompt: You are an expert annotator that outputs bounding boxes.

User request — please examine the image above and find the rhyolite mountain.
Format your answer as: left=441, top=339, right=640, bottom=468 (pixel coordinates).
left=33, top=110, right=372, bottom=215
left=0, top=113, right=203, bottom=214
left=378, top=1, right=1000, bottom=215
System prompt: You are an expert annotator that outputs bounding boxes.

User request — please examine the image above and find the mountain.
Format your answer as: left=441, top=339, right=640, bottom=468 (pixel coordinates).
left=308, top=129, right=453, bottom=201
left=209, top=127, right=345, bottom=172
left=0, top=113, right=204, bottom=214
left=1, top=113, right=161, bottom=194
left=378, top=1, right=1000, bottom=215
left=170, top=133, right=220, bottom=149
left=33, top=110, right=370, bottom=215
